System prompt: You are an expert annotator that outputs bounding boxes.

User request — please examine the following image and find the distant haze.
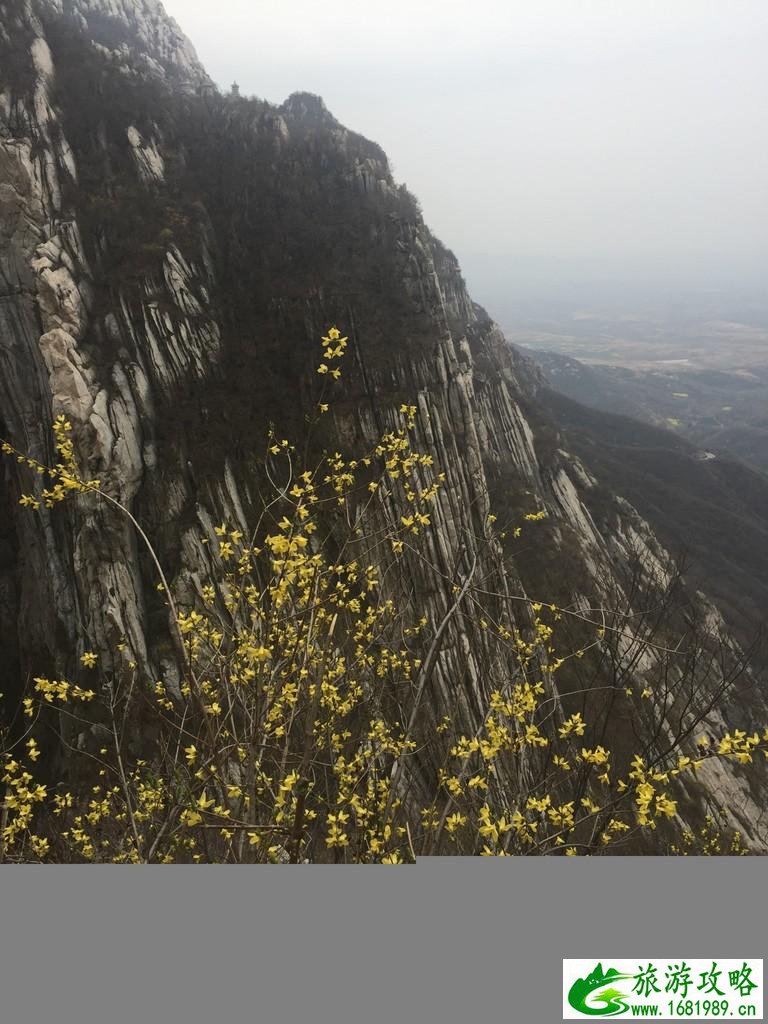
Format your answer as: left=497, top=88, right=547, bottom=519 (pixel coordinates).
left=162, top=0, right=768, bottom=316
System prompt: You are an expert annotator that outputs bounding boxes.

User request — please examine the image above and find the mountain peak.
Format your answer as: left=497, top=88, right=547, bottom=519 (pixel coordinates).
left=37, top=0, right=210, bottom=86
left=280, top=91, right=337, bottom=125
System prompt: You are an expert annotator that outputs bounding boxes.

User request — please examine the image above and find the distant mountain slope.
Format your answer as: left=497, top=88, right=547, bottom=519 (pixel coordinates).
left=540, top=386, right=768, bottom=640
left=535, top=349, right=768, bottom=474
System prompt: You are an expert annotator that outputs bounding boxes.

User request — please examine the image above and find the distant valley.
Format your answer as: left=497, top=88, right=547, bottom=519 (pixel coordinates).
left=507, top=298, right=768, bottom=472
left=507, top=297, right=768, bottom=640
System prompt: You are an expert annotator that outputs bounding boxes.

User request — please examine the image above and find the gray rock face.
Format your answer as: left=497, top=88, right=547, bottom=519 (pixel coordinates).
left=1, top=0, right=765, bottom=846
left=42, top=0, right=209, bottom=85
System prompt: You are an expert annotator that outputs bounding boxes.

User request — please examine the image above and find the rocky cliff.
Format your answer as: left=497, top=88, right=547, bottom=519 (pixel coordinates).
left=1, top=0, right=765, bottom=848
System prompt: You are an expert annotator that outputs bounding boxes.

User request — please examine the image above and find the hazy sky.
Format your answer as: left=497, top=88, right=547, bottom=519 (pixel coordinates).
left=162, top=0, right=767, bottom=306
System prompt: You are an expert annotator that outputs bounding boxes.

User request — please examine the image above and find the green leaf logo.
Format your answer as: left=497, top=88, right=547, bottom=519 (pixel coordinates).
left=568, top=964, right=634, bottom=1016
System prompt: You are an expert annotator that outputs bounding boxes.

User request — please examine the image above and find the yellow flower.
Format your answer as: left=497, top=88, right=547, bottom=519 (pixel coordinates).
left=655, top=794, right=677, bottom=819
left=445, top=812, right=467, bottom=835
left=80, top=652, right=98, bottom=668
left=558, top=712, right=586, bottom=739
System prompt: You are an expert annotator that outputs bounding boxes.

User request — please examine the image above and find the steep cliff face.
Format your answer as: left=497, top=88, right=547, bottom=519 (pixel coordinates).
left=1, top=0, right=765, bottom=846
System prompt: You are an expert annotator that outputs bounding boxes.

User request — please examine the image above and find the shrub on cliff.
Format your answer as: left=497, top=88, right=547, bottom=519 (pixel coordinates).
left=1, top=329, right=763, bottom=862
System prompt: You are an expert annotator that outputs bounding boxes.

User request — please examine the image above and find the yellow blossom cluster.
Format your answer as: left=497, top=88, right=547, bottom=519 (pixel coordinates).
left=2, top=415, right=100, bottom=512
left=2, top=328, right=767, bottom=863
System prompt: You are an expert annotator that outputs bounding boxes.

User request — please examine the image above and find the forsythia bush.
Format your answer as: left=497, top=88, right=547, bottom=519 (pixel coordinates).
left=1, top=328, right=765, bottom=862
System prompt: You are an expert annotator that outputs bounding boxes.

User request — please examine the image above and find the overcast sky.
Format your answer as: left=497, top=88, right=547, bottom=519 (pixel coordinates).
left=162, top=0, right=767, bottom=308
